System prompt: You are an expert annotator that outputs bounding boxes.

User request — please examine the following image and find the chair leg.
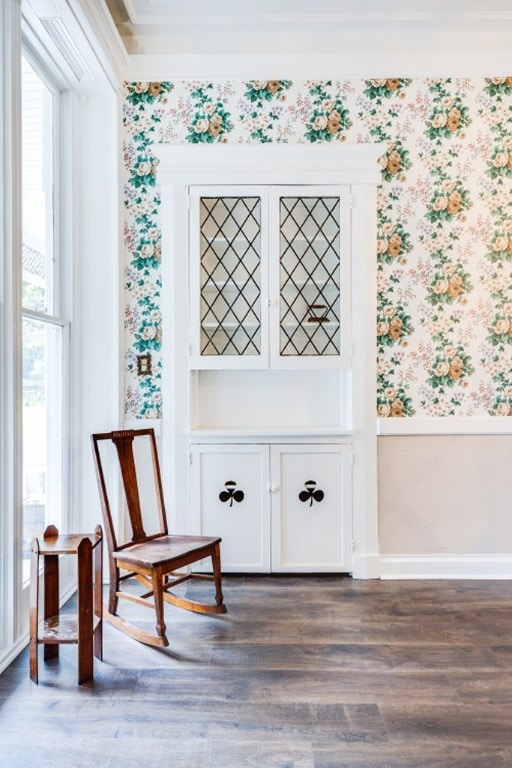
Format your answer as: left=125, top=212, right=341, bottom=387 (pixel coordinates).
left=152, top=572, right=169, bottom=647
left=108, top=561, right=119, bottom=615
left=212, top=542, right=224, bottom=608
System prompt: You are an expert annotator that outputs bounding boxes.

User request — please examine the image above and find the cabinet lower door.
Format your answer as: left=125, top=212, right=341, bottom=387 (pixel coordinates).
left=271, top=444, right=352, bottom=573
left=190, top=444, right=270, bottom=572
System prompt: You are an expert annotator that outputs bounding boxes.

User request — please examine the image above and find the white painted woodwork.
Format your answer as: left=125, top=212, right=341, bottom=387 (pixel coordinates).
left=190, top=444, right=271, bottom=572
left=105, top=0, right=512, bottom=69
left=190, top=443, right=352, bottom=573
left=270, top=444, right=352, bottom=573
left=155, top=144, right=382, bottom=576
left=189, top=369, right=347, bottom=432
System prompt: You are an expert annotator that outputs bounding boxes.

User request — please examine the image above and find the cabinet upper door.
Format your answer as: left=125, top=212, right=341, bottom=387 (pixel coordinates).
left=269, top=186, right=351, bottom=370
left=189, top=185, right=350, bottom=370
left=189, top=186, right=269, bottom=369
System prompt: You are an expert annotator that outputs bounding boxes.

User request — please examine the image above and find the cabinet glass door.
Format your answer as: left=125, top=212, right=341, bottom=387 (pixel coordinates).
left=278, top=194, right=341, bottom=358
left=190, top=185, right=349, bottom=369
left=191, top=189, right=268, bottom=367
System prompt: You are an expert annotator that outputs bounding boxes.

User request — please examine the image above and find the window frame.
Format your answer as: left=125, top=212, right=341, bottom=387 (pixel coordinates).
left=17, top=46, right=73, bottom=600
left=0, top=0, right=121, bottom=678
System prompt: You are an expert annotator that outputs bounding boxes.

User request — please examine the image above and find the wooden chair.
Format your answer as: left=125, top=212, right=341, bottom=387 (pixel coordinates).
left=91, top=428, right=226, bottom=647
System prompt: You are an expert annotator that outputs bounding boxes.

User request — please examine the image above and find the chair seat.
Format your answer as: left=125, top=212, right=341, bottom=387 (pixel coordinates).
left=114, top=534, right=222, bottom=570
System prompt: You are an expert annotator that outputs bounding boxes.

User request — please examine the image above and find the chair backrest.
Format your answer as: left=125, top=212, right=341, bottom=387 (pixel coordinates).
left=91, top=429, right=168, bottom=553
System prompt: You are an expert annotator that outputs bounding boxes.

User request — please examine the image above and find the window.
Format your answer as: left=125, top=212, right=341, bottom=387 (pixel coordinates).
left=21, top=55, right=68, bottom=579
left=0, top=0, right=118, bottom=676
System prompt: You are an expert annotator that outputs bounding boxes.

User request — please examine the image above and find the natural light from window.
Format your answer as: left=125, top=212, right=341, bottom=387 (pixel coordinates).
left=21, top=56, right=63, bottom=580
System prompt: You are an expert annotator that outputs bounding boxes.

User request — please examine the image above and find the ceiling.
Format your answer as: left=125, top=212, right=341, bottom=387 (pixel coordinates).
left=105, top=0, right=512, bottom=57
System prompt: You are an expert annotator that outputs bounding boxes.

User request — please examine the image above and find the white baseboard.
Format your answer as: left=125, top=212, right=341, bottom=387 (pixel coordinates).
left=351, top=554, right=381, bottom=579
left=0, top=633, right=28, bottom=676
left=380, top=554, right=512, bottom=579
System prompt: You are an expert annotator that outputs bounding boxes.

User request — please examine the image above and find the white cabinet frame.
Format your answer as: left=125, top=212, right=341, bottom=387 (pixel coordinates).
left=155, top=144, right=384, bottom=579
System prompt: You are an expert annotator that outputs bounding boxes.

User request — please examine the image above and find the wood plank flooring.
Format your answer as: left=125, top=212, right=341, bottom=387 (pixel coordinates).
left=2, top=576, right=512, bottom=767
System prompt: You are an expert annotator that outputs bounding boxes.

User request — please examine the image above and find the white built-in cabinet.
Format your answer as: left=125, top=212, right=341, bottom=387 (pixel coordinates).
left=185, top=182, right=353, bottom=572
left=154, top=145, right=383, bottom=579
left=190, top=443, right=352, bottom=573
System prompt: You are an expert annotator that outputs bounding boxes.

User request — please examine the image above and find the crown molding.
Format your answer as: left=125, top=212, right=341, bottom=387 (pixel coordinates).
left=127, top=50, right=512, bottom=81
left=122, top=0, right=512, bottom=26
left=71, top=0, right=129, bottom=87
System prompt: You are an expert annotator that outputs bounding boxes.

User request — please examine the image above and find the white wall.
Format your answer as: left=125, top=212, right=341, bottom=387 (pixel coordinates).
left=379, top=435, right=512, bottom=577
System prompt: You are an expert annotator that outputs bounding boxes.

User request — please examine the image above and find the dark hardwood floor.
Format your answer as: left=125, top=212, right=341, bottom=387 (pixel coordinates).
left=2, top=576, right=512, bottom=767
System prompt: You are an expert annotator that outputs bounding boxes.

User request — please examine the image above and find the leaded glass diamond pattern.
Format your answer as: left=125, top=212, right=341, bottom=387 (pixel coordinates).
left=279, top=197, right=341, bottom=356
left=200, top=197, right=261, bottom=356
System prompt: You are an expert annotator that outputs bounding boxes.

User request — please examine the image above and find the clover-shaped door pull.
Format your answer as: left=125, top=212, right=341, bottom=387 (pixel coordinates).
left=219, top=480, right=245, bottom=507
left=299, top=480, right=325, bottom=507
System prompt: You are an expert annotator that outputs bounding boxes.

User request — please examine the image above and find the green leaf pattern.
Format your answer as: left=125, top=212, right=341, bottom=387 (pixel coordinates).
left=121, top=77, right=512, bottom=418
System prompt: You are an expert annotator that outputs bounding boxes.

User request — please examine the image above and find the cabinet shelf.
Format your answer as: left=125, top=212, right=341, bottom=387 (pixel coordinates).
left=202, top=280, right=260, bottom=291
left=281, top=235, right=338, bottom=245
left=283, top=321, right=338, bottom=330
left=202, top=322, right=260, bottom=331
left=189, top=426, right=354, bottom=439
left=202, top=322, right=337, bottom=331
left=284, top=279, right=337, bottom=286
left=202, top=235, right=256, bottom=246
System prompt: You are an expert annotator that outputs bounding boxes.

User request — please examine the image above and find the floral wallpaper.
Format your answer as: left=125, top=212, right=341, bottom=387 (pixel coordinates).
left=122, top=77, right=512, bottom=419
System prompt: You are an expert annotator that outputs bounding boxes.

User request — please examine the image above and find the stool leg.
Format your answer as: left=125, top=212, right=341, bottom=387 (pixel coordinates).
left=93, top=532, right=103, bottom=661
left=43, top=553, right=59, bottom=662
left=77, top=537, right=94, bottom=684
left=29, top=540, right=40, bottom=683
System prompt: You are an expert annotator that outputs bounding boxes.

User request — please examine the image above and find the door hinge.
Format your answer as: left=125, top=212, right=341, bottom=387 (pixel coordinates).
left=351, top=539, right=356, bottom=554
left=189, top=451, right=193, bottom=465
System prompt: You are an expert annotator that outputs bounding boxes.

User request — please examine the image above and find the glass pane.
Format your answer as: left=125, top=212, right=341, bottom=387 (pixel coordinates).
left=22, top=319, right=63, bottom=580
left=279, top=196, right=341, bottom=356
left=199, top=196, right=261, bottom=356
left=21, top=57, right=54, bottom=314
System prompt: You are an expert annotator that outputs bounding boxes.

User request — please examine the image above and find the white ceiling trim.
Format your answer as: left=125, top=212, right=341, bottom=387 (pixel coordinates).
left=122, top=0, right=512, bottom=26
left=127, top=50, right=512, bottom=81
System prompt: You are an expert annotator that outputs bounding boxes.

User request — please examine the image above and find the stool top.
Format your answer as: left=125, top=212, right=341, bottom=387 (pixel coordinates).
left=32, top=525, right=102, bottom=555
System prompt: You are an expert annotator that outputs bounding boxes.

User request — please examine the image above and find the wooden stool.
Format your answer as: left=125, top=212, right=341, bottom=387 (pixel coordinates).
left=29, top=524, right=103, bottom=684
